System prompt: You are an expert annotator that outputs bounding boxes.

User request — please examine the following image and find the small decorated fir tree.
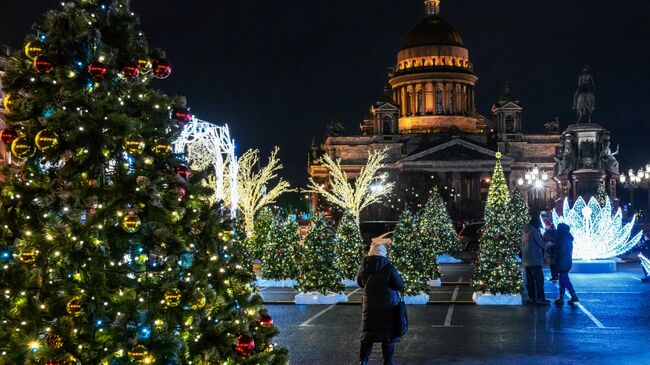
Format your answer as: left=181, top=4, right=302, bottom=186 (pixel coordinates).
left=249, top=207, right=275, bottom=260
left=420, top=187, right=460, bottom=256
left=472, top=154, right=523, bottom=295
left=296, top=214, right=344, bottom=295
left=390, top=210, right=430, bottom=296
left=508, top=188, right=530, bottom=252
left=334, top=213, right=364, bottom=280
left=261, top=217, right=300, bottom=281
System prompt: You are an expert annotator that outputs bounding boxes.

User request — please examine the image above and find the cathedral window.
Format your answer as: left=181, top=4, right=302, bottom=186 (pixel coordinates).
left=436, top=89, right=443, bottom=114
left=406, top=91, right=413, bottom=115
left=505, top=115, right=515, bottom=133
left=417, top=90, right=423, bottom=115
left=382, top=115, right=393, bottom=134
left=446, top=90, right=454, bottom=114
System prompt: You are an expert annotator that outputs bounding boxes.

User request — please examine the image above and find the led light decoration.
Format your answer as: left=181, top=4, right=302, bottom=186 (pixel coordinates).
left=640, top=254, right=650, bottom=275
left=541, top=196, right=643, bottom=260
left=174, top=118, right=238, bottom=215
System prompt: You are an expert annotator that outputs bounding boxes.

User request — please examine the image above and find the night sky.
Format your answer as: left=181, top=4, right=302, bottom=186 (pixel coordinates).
left=2, top=0, right=650, bottom=184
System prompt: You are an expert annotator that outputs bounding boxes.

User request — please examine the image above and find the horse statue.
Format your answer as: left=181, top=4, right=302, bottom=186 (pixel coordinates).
left=573, top=66, right=596, bottom=123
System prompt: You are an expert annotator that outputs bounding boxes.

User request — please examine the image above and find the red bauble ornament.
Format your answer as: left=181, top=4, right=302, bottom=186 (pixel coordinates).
left=152, top=58, right=171, bottom=79
left=178, top=186, right=186, bottom=199
left=171, top=107, right=191, bottom=126
left=1, top=128, right=19, bottom=145
left=34, top=55, right=53, bottom=74
left=44, top=361, right=60, bottom=365
left=121, top=62, right=140, bottom=79
left=234, top=334, right=255, bottom=357
left=175, top=165, right=190, bottom=180
left=88, top=62, right=108, bottom=80
left=258, top=313, right=273, bottom=327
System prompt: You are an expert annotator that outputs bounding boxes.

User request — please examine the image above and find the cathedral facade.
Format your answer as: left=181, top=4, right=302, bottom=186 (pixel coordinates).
left=308, top=0, right=560, bottom=224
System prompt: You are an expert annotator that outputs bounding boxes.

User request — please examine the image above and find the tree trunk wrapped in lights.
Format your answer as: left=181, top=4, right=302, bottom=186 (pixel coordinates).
left=0, top=1, right=287, bottom=363
left=261, top=217, right=300, bottom=281
left=308, top=149, right=394, bottom=222
left=334, top=213, right=364, bottom=280
left=236, top=147, right=291, bottom=236
left=472, top=154, right=523, bottom=295
left=390, top=210, right=431, bottom=296
left=296, top=214, right=344, bottom=295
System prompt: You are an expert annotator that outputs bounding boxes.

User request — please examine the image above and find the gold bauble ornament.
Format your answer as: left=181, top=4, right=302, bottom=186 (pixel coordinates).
left=137, top=58, right=152, bottom=74
left=45, top=333, right=63, bottom=349
left=24, top=39, right=45, bottom=59
left=19, top=247, right=38, bottom=264
left=190, top=292, right=206, bottom=310
left=66, top=297, right=82, bottom=317
left=123, top=135, right=145, bottom=156
left=121, top=212, right=142, bottom=233
left=128, top=344, right=148, bottom=362
left=3, top=93, right=16, bottom=114
left=35, top=129, right=60, bottom=152
left=152, top=139, right=172, bottom=156
left=164, top=288, right=182, bottom=308
left=11, top=135, right=35, bottom=159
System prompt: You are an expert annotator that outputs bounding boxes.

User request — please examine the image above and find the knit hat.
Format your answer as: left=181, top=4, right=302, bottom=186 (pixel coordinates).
left=368, top=244, right=387, bottom=257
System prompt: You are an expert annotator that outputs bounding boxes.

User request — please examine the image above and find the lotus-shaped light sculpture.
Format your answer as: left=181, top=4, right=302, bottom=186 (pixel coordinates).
left=641, top=254, right=650, bottom=274
left=541, top=196, right=642, bottom=260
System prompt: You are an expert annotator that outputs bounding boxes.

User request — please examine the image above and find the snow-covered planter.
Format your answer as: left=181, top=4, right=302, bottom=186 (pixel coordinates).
left=342, top=278, right=359, bottom=287
left=294, top=292, right=348, bottom=305
left=255, top=278, right=297, bottom=288
left=427, top=279, right=442, bottom=287
left=472, top=292, right=522, bottom=306
left=403, top=293, right=429, bottom=305
left=437, top=254, right=462, bottom=264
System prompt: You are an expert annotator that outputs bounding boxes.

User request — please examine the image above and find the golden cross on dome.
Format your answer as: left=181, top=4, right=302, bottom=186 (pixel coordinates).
left=425, top=0, right=441, bottom=16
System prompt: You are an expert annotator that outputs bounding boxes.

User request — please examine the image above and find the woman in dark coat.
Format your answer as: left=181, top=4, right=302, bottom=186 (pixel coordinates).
left=356, top=243, right=404, bottom=365
left=554, top=223, right=579, bottom=305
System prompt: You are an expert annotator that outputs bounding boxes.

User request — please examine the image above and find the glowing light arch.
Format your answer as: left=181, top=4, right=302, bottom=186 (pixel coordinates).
left=174, top=117, right=238, bottom=215
left=541, top=196, right=642, bottom=260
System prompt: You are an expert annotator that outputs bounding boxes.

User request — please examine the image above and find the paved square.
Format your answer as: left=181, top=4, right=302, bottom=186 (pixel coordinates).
left=263, top=263, right=650, bottom=365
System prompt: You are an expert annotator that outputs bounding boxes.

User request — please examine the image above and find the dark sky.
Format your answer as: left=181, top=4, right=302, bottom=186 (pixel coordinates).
left=2, top=0, right=650, bottom=184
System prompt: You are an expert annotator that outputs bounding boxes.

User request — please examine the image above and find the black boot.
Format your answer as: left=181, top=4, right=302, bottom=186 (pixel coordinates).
left=554, top=297, right=564, bottom=305
left=568, top=295, right=579, bottom=305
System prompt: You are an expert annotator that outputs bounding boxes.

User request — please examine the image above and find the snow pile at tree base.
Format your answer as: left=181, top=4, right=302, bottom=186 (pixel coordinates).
left=255, top=278, right=297, bottom=288
left=403, top=293, right=429, bottom=305
left=427, top=279, right=442, bottom=287
left=294, top=292, right=348, bottom=305
left=342, top=279, right=359, bottom=287
left=472, top=292, right=522, bottom=306
left=437, top=254, right=462, bottom=264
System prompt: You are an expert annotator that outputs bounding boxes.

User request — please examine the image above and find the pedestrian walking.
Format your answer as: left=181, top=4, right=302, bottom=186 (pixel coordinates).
left=357, top=243, right=404, bottom=365
left=543, top=220, right=559, bottom=282
left=554, top=223, right=580, bottom=305
left=522, top=216, right=550, bottom=305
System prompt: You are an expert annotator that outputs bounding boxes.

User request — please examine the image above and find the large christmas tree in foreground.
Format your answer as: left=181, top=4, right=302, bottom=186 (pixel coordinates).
left=0, top=1, right=286, bottom=363
left=472, top=154, right=522, bottom=295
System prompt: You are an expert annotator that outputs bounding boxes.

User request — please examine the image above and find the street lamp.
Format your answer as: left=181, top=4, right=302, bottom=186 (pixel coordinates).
left=620, top=164, right=650, bottom=218
left=518, top=165, right=549, bottom=211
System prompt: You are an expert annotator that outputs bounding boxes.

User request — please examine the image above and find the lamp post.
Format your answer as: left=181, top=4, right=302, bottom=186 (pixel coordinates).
left=517, top=165, right=550, bottom=212
left=619, top=164, right=650, bottom=217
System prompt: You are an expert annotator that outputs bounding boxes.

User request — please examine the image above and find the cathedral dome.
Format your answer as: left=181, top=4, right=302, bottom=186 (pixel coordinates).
left=402, top=16, right=464, bottom=50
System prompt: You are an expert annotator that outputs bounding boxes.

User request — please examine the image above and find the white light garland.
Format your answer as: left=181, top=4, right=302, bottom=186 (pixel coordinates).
left=174, top=117, right=238, bottom=215
left=541, top=196, right=643, bottom=260
left=640, top=253, right=650, bottom=274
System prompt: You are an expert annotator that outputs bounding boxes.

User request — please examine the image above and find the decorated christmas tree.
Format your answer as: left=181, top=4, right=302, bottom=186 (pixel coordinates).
left=249, top=207, right=275, bottom=260
left=472, top=154, right=522, bottom=295
left=261, top=217, right=300, bottom=281
left=389, top=210, right=430, bottom=296
left=508, top=188, right=530, bottom=252
left=296, top=214, right=344, bottom=295
left=334, top=213, right=364, bottom=280
left=0, top=1, right=286, bottom=363
left=420, top=187, right=460, bottom=256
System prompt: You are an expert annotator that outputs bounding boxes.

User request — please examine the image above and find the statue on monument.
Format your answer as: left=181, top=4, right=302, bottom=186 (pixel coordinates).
left=555, top=134, right=576, bottom=175
left=599, top=134, right=620, bottom=174
left=573, top=65, right=596, bottom=123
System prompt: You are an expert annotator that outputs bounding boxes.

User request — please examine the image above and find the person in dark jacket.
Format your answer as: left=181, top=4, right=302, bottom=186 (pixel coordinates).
left=543, top=220, right=559, bottom=282
left=521, top=216, right=550, bottom=305
left=356, top=243, right=404, bottom=365
left=554, top=223, right=579, bottom=305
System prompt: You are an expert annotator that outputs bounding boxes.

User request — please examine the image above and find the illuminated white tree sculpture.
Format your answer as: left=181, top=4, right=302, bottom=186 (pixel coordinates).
left=542, top=196, right=642, bottom=260
left=174, top=117, right=238, bottom=215
left=641, top=254, right=650, bottom=274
